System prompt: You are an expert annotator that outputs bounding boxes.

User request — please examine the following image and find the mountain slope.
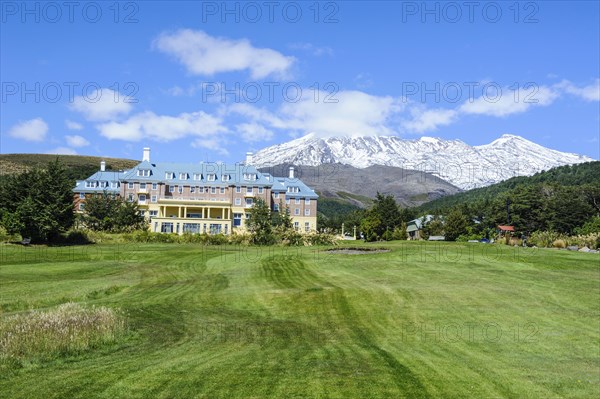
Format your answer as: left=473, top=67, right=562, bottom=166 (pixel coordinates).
left=252, top=134, right=594, bottom=189
left=259, top=163, right=460, bottom=208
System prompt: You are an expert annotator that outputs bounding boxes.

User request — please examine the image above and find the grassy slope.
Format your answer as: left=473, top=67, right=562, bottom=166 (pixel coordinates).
left=0, top=242, right=599, bottom=398
left=0, top=154, right=138, bottom=178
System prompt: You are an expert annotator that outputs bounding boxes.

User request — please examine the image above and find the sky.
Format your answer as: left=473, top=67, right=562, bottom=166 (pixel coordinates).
left=1, top=1, right=599, bottom=163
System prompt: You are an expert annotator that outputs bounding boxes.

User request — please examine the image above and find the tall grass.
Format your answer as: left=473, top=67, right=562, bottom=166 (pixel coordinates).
left=0, top=303, right=126, bottom=361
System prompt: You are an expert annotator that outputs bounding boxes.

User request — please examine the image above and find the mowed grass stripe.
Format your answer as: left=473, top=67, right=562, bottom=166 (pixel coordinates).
left=0, top=242, right=598, bottom=398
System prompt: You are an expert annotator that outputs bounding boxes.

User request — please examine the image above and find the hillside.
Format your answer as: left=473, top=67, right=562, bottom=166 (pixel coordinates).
left=418, top=161, right=600, bottom=213
left=259, top=163, right=460, bottom=208
left=0, top=154, right=139, bottom=182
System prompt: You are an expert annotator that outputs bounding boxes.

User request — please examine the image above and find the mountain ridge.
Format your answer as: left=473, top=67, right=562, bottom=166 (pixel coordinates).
left=252, top=134, right=594, bottom=189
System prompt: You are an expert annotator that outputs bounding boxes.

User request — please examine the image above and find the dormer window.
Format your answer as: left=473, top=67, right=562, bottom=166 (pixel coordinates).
left=111, top=182, right=119, bottom=188
left=193, top=173, right=202, bottom=180
left=287, top=186, right=299, bottom=193
left=243, top=173, right=257, bottom=181
left=99, top=181, right=108, bottom=188
left=179, top=172, right=188, bottom=180
left=221, top=174, right=230, bottom=181
left=165, top=172, right=175, bottom=179
left=207, top=174, right=216, bottom=181
left=137, top=169, right=151, bottom=177
left=85, top=181, right=96, bottom=188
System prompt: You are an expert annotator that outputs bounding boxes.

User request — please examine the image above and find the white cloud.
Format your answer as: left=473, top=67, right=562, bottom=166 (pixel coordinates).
left=402, top=107, right=458, bottom=133
left=8, top=118, right=48, bottom=142
left=65, top=135, right=90, bottom=147
left=70, top=88, right=133, bottom=121
left=288, top=42, right=333, bottom=56
left=46, top=147, right=77, bottom=155
left=229, top=90, right=405, bottom=138
left=65, top=120, right=83, bottom=130
left=459, top=85, right=559, bottom=117
left=235, top=122, right=274, bottom=142
left=191, top=138, right=230, bottom=156
left=97, top=110, right=227, bottom=142
left=557, top=79, right=600, bottom=101
left=154, top=29, right=295, bottom=79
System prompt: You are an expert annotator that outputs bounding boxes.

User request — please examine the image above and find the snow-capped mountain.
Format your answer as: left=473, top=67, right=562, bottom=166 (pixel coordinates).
left=252, top=134, right=595, bottom=190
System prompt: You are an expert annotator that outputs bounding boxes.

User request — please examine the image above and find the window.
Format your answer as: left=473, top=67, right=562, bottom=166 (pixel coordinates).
left=79, top=203, right=85, bottom=211
left=139, top=194, right=146, bottom=202
left=236, top=187, right=241, bottom=193
left=149, top=210, right=158, bottom=217
left=178, top=186, right=183, bottom=194
left=79, top=193, right=85, bottom=199
left=99, top=181, right=108, bottom=188
left=140, top=183, right=146, bottom=190
left=243, top=173, right=257, bottom=181
left=128, top=182, right=134, bottom=189
left=274, top=203, right=279, bottom=211
left=198, top=187, right=204, bottom=193
left=209, top=224, right=222, bottom=235
left=295, top=198, right=300, bottom=204
left=305, top=209, right=310, bottom=216
left=258, top=187, right=264, bottom=194
left=287, top=186, right=299, bottom=193
left=127, top=194, right=134, bottom=202
left=294, top=208, right=300, bottom=215
left=187, top=213, right=202, bottom=219
left=169, top=185, right=175, bottom=193
left=193, top=173, right=202, bottom=180
left=233, top=213, right=242, bottom=227
left=179, top=172, right=188, bottom=180
left=245, top=198, right=254, bottom=207
left=235, top=198, right=241, bottom=205
left=140, top=210, right=146, bottom=217
left=207, top=174, right=216, bottom=181
left=294, top=222, right=299, bottom=231
left=165, top=172, right=175, bottom=179
left=183, top=223, right=201, bottom=234
left=152, top=183, right=157, bottom=190
left=111, top=182, right=119, bottom=188
left=220, top=187, right=225, bottom=194
left=161, top=222, right=174, bottom=233
left=151, top=195, right=157, bottom=203
left=190, top=186, right=195, bottom=193
left=305, top=198, right=311, bottom=205
left=137, top=169, right=150, bottom=177
left=274, top=193, right=280, bottom=199
left=247, top=186, right=253, bottom=194
left=85, top=181, right=95, bottom=188
left=305, top=222, right=310, bottom=232
left=211, top=187, right=216, bottom=194
left=221, top=174, right=230, bottom=181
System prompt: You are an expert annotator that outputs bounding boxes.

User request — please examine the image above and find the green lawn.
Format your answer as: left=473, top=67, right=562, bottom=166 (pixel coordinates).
left=0, top=242, right=598, bottom=398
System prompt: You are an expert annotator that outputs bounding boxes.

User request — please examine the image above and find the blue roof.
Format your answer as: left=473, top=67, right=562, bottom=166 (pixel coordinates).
left=73, top=170, right=126, bottom=194
left=73, top=161, right=318, bottom=199
left=121, top=162, right=273, bottom=186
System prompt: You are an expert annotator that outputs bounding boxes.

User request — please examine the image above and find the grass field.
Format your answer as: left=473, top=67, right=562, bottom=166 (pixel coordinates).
left=0, top=241, right=598, bottom=398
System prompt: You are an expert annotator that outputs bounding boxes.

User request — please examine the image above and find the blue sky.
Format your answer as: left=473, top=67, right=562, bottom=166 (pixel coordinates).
left=1, top=1, right=599, bottom=163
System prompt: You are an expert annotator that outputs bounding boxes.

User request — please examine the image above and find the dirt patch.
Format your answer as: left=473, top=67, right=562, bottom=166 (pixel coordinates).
left=326, top=248, right=390, bottom=255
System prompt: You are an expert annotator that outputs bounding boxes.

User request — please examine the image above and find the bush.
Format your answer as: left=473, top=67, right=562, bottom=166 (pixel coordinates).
left=528, top=231, right=565, bottom=248
left=552, top=239, right=566, bottom=249
left=381, top=229, right=394, bottom=241
left=304, top=232, right=339, bottom=246
left=63, top=229, right=92, bottom=245
left=456, top=233, right=483, bottom=242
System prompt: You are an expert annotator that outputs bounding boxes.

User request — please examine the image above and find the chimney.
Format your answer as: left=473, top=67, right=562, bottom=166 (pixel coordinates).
left=289, top=166, right=294, bottom=179
left=100, top=160, right=106, bottom=172
left=245, top=151, right=253, bottom=165
left=143, top=147, right=150, bottom=162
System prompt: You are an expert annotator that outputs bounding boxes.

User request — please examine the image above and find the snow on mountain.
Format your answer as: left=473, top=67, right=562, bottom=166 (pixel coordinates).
left=252, top=134, right=595, bottom=190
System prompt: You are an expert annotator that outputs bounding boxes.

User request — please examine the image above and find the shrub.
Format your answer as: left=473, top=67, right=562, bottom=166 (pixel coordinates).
left=381, top=229, right=394, bottom=241
left=63, top=229, right=92, bottom=245
left=552, top=239, right=566, bottom=249
left=304, top=232, right=339, bottom=246
left=0, top=302, right=126, bottom=362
